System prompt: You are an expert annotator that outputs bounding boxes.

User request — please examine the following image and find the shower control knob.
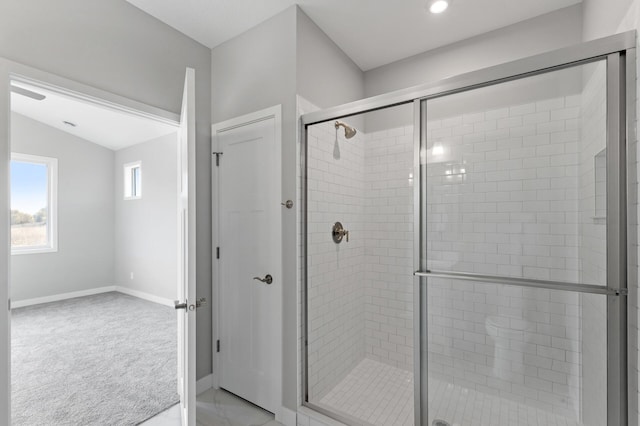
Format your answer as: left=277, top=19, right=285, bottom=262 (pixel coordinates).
left=332, top=222, right=349, bottom=244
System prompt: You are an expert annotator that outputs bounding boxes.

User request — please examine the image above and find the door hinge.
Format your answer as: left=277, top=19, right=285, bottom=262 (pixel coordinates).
left=216, top=247, right=220, bottom=259
left=216, top=339, right=220, bottom=353
left=212, top=152, right=223, bottom=166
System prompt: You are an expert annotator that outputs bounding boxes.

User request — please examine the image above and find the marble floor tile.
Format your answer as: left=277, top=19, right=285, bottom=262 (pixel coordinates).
left=141, top=388, right=283, bottom=426
left=140, top=404, right=181, bottom=425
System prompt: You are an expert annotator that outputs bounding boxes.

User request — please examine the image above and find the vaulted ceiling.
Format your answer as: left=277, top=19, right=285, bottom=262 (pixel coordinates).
left=126, top=0, right=582, bottom=70
left=11, top=82, right=176, bottom=150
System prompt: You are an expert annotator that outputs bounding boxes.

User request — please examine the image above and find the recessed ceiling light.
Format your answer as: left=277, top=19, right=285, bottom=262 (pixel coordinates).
left=429, top=0, right=449, bottom=14
left=63, top=121, right=77, bottom=128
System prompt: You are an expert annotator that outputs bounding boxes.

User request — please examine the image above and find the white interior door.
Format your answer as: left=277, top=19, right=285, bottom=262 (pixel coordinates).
left=177, top=68, right=196, bottom=426
left=214, top=107, right=282, bottom=414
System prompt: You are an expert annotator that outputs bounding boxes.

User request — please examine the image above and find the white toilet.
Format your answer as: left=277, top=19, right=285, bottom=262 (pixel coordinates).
left=485, top=316, right=534, bottom=381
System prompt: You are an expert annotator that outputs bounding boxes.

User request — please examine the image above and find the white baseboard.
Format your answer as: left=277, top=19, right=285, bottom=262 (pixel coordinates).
left=12, top=286, right=174, bottom=309
left=277, top=406, right=297, bottom=426
left=114, top=286, right=174, bottom=307
left=11, top=286, right=116, bottom=308
left=196, top=374, right=214, bottom=395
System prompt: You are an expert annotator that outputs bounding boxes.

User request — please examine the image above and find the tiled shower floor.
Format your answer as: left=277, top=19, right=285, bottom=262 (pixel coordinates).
left=319, top=359, right=414, bottom=426
left=317, top=358, right=582, bottom=426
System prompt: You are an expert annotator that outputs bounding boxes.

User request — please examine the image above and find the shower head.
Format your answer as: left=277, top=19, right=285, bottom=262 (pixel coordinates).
left=335, top=121, right=357, bottom=139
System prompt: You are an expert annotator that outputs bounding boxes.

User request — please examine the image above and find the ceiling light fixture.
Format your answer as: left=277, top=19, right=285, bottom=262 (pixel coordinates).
left=429, top=0, right=449, bottom=14
left=10, top=85, right=46, bottom=101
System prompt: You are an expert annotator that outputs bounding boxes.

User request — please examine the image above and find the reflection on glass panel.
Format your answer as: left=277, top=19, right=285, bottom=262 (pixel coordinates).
left=427, top=278, right=606, bottom=426
left=594, top=149, right=606, bottom=219
left=425, top=61, right=607, bottom=286
left=305, top=102, right=415, bottom=426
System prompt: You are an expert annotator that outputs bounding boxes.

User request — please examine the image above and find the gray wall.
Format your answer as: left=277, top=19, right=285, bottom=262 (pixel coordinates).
left=0, top=0, right=213, bottom=379
left=10, top=112, right=115, bottom=301
left=363, top=4, right=583, bottom=131
left=211, top=6, right=366, bottom=410
left=296, top=9, right=366, bottom=132
left=364, top=4, right=583, bottom=96
left=114, top=133, right=178, bottom=301
left=582, top=0, right=635, bottom=40
left=211, top=7, right=297, bottom=124
left=296, top=11, right=364, bottom=110
left=211, top=6, right=298, bottom=410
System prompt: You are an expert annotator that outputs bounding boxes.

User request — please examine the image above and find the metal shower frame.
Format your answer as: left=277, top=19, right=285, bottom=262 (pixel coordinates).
left=300, top=31, right=636, bottom=426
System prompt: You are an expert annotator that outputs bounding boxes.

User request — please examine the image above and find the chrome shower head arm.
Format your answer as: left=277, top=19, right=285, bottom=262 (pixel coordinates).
left=335, top=120, right=357, bottom=139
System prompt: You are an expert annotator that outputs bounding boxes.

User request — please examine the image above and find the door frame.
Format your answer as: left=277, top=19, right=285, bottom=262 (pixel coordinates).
left=211, top=104, right=283, bottom=419
left=300, top=31, right=636, bottom=426
left=0, top=57, right=192, bottom=424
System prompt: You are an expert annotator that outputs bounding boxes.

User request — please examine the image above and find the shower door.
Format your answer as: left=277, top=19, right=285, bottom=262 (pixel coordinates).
left=301, top=32, right=634, bottom=426
left=417, top=55, right=629, bottom=425
left=303, top=104, right=417, bottom=426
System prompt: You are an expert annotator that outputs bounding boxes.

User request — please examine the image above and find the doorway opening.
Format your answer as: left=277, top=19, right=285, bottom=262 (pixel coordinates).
left=9, top=77, right=182, bottom=425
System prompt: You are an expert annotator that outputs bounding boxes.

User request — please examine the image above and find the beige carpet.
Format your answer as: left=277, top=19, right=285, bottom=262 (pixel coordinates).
left=11, top=292, right=178, bottom=425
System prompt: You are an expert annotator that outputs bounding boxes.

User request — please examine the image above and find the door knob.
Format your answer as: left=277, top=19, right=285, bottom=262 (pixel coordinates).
left=174, top=300, right=188, bottom=310
left=253, top=274, right=273, bottom=285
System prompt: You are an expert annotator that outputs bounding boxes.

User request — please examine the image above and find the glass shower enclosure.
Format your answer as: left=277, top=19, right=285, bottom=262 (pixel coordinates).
left=301, top=32, right=635, bottom=426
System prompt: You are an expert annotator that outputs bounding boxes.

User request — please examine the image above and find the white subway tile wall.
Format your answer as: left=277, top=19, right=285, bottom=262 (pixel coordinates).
left=363, top=126, right=415, bottom=372
left=306, top=119, right=367, bottom=400
left=426, top=95, right=583, bottom=283
left=425, top=68, right=608, bottom=421
left=426, top=280, right=592, bottom=420
left=307, top=116, right=416, bottom=405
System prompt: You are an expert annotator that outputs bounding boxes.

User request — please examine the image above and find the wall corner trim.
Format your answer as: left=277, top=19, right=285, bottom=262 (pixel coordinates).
left=196, top=374, right=214, bottom=395
left=277, top=406, right=297, bottom=426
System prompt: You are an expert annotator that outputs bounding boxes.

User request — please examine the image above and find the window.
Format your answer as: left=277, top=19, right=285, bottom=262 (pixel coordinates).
left=124, top=161, right=142, bottom=200
left=10, top=153, right=58, bottom=254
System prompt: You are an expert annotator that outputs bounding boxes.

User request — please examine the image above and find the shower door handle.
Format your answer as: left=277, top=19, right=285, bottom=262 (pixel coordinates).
left=253, top=274, right=273, bottom=285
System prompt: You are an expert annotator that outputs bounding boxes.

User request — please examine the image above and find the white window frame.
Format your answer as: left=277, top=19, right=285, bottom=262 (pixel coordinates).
left=123, top=161, right=142, bottom=200
left=10, top=153, right=58, bottom=255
